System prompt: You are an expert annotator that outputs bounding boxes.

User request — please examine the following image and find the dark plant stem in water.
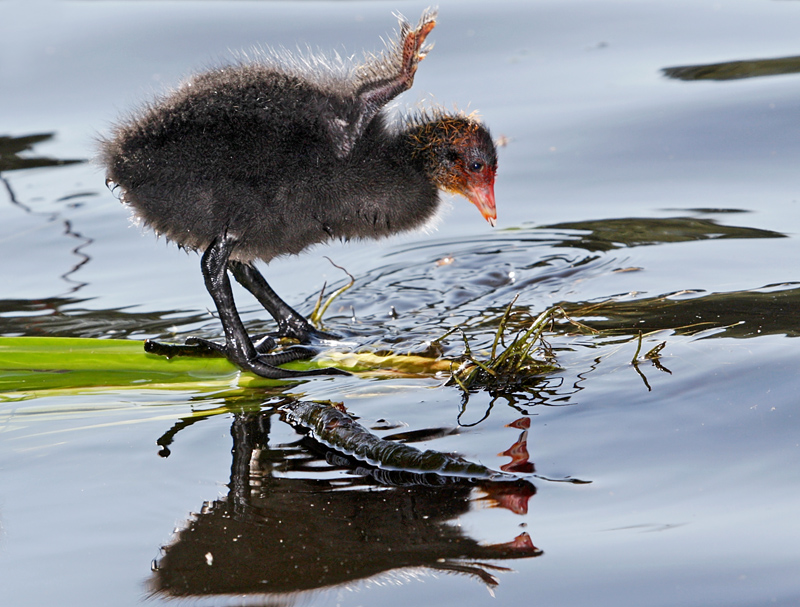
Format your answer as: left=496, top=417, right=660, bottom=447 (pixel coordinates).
left=280, top=400, right=518, bottom=481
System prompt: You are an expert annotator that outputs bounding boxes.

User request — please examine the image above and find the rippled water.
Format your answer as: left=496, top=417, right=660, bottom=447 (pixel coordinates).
left=2, top=1, right=800, bottom=606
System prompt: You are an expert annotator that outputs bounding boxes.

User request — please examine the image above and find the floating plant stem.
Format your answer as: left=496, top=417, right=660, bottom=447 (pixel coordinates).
left=490, top=293, right=519, bottom=360
left=645, top=341, right=667, bottom=360
left=280, top=400, right=517, bottom=480
left=309, top=257, right=355, bottom=327
left=491, top=306, right=553, bottom=374
left=631, top=330, right=644, bottom=363
left=459, top=328, right=497, bottom=378
left=630, top=331, right=672, bottom=391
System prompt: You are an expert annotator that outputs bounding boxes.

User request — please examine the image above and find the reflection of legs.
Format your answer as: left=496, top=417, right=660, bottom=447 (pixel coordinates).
left=183, top=233, right=347, bottom=379
left=230, top=260, right=338, bottom=342
left=229, top=413, right=269, bottom=510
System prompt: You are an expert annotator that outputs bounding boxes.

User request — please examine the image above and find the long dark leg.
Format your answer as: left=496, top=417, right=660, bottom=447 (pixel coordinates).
left=229, top=260, right=338, bottom=343
left=173, top=234, right=348, bottom=379
left=196, top=234, right=259, bottom=367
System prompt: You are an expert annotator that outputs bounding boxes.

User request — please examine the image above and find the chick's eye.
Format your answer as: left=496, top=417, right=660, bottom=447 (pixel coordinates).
left=469, top=161, right=484, bottom=172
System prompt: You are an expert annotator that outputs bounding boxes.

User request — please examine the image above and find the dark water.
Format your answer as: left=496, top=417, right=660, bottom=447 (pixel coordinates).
left=2, top=1, right=800, bottom=606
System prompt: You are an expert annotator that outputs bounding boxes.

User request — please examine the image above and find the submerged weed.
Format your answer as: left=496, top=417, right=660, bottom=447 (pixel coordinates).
left=445, top=296, right=584, bottom=396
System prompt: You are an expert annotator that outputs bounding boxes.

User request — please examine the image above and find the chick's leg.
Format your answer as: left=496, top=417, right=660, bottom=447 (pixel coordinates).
left=146, top=233, right=347, bottom=379
left=196, top=234, right=348, bottom=378
left=229, top=260, right=338, bottom=343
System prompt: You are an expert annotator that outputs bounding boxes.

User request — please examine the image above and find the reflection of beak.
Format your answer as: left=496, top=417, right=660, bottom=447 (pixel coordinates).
left=465, top=181, right=497, bottom=227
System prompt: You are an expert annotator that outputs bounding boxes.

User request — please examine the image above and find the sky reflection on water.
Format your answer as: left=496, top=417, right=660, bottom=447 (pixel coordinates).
left=2, top=1, right=800, bottom=606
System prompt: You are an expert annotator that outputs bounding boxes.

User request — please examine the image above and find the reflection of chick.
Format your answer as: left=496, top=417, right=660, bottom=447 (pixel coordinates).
left=150, top=414, right=538, bottom=599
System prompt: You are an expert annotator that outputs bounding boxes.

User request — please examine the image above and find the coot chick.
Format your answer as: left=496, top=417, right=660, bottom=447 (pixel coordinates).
left=100, top=9, right=498, bottom=379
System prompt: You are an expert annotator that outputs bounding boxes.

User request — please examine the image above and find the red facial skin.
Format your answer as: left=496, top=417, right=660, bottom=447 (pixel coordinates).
left=445, top=127, right=498, bottom=226
left=464, top=167, right=497, bottom=227
left=410, top=115, right=498, bottom=226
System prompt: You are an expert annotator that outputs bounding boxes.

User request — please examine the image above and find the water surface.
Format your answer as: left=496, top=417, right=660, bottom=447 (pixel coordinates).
left=1, top=1, right=799, bottom=606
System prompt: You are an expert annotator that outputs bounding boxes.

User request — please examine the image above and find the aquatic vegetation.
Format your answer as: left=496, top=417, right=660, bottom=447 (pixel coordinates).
left=446, top=296, right=574, bottom=395
left=308, top=257, right=355, bottom=327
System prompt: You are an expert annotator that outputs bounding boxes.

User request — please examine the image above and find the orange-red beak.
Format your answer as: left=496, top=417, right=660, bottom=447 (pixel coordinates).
left=465, top=180, right=497, bottom=227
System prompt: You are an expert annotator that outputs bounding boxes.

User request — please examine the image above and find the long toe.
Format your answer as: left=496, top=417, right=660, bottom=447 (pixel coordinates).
left=257, top=346, right=317, bottom=366
left=261, top=346, right=351, bottom=376
left=243, top=358, right=351, bottom=379
left=184, top=336, right=229, bottom=355
left=303, top=326, right=342, bottom=343
left=252, top=334, right=278, bottom=354
left=273, top=320, right=341, bottom=344
left=269, top=324, right=343, bottom=344
left=145, top=338, right=226, bottom=359
left=250, top=346, right=351, bottom=378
